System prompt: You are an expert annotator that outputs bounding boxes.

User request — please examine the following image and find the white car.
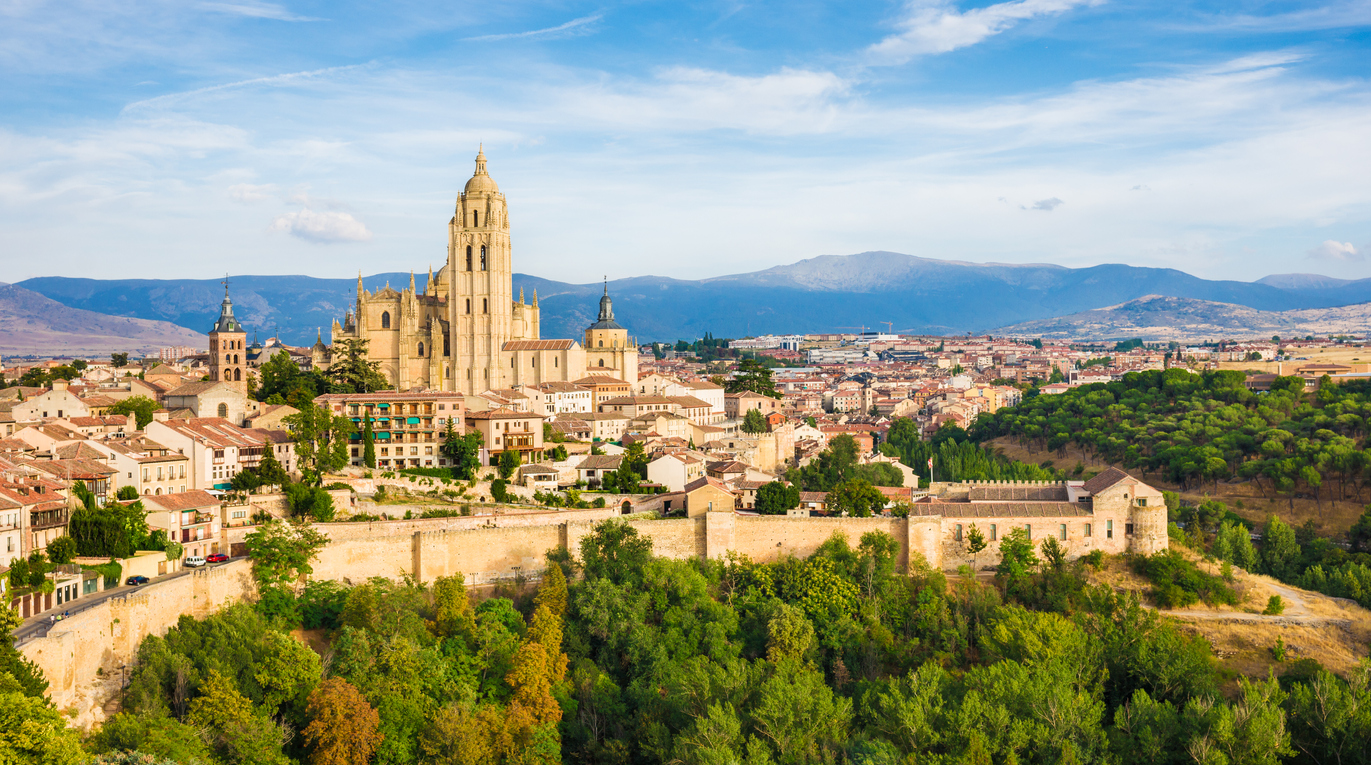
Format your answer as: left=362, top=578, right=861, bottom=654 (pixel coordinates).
left=183, top=556, right=206, bottom=568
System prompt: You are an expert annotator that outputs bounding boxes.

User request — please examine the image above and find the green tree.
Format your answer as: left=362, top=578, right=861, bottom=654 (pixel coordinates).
left=257, top=445, right=290, bottom=487
left=45, top=535, right=76, bottom=565
left=328, top=338, right=388, bottom=393
left=498, top=449, right=521, bottom=480
left=107, top=395, right=162, bottom=429
left=579, top=520, right=653, bottom=584
left=1261, top=516, right=1302, bottom=581
left=244, top=519, right=329, bottom=591
left=111, top=352, right=129, bottom=367
left=362, top=416, right=377, bottom=469
left=741, top=408, right=768, bottom=434
left=0, top=673, right=87, bottom=765
left=256, top=350, right=314, bottom=403
left=965, top=524, right=987, bottom=570
left=441, top=420, right=483, bottom=480
left=285, top=482, right=336, bottom=522
left=285, top=403, right=354, bottom=485
left=827, top=478, right=885, bottom=517
left=726, top=358, right=781, bottom=399
left=756, top=481, right=801, bottom=515
left=1349, top=506, right=1371, bottom=554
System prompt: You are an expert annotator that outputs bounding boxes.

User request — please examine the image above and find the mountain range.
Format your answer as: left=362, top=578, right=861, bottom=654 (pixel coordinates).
left=0, top=284, right=206, bottom=356
left=14, top=252, right=1371, bottom=347
left=994, top=295, right=1371, bottom=342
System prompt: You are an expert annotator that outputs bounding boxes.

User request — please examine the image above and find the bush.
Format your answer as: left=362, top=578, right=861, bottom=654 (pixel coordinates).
left=82, top=560, right=123, bottom=589
left=1130, top=549, right=1238, bottom=609
left=1263, top=595, right=1285, bottom=615
left=1082, top=549, right=1105, bottom=570
left=490, top=479, right=508, bottom=504
left=399, top=467, right=453, bottom=480
left=46, top=536, right=77, bottom=565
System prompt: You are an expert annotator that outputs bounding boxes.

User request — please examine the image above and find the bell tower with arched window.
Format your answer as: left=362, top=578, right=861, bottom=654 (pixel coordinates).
left=583, top=278, right=637, bottom=383
left=208, top=279, right=248, bottom=396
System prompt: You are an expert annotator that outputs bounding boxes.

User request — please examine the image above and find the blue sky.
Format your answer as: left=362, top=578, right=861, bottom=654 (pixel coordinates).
left=1, top=0, right=1369, bottom=285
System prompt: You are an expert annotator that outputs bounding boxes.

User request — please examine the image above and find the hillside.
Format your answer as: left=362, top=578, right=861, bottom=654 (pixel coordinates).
left=17, top=252, right=1371, bottom=343
left=993, top=294, right=1371, bottom=341
left=0, top=284, right=206, bottom=356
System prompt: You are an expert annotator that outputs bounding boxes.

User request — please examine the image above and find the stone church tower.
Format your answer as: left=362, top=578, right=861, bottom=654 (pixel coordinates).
left=328, top=148, right=637, bottom=394
left=208, top=285, right=247, bottom=395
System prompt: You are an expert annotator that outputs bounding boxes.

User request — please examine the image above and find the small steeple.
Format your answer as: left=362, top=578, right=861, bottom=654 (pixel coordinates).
left=598, top=276, right=614, bottom=323
left=475, top=144, right=487, bottom=176
left=532, top=288, right=538, bottom=307
left=211, top=274, right=240, bottom=334
left=357, top=270, right=365, bottom=300
left=519, top=287, right=525, bottom=304
left=426, top=264, right=433, bottom=296
left=409, top=270, right=416, bottom=293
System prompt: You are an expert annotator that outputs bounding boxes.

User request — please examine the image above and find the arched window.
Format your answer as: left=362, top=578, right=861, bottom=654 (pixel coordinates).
left=531, top=358, right=536, bottom=367
left=155, top=487, right=162, bottom=495
left=554, top=358, right=558, bottom=367
left=598, top=340, right=603, bottom=348
left=144, top=488, right=150, bottom=495
left=598, top=359, right=605, bottom=367
left=218, top=403, right=228, bottom=418
left=443, top=337, right=450, bottom=356
left=418, top=342, right=425, bottom=357
left=233, top=368, right=241, bottom=381
left=511, top=358, right=515, bottom=368
left=473, top=211, right=479, bottom=226
left=225, top=353, right=231, bottom=363
left=465, top=299, right=471, bottom=314
left=233, top=354, right=239, bottom=364
left=381, top=311, right=391, bottom=329
left=483, top=298, right=488, bottom=313
left=466, top=245, right=473, bottom=270
left=480, top=245, right=487, bottom=270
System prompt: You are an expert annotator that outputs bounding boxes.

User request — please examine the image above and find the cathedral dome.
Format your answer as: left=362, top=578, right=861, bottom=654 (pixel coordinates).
left=463, top=147, right=500, bottom=195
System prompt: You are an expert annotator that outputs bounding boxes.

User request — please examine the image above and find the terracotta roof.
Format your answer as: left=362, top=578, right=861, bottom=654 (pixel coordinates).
left=968, top=484, right=1069, bottom=502
left=685, top=476, right=734, bottom=494
left=143, top=489, right=221, bottom=512
left=315, top=391, right=465, bottom=403
left=907, top=501, right=1093, bottom=518
left=164, top=381, right=232, bottom=397
left=707, top=460, right=748, bottom=474
left=502, top=340, right=577, bottom=351
left=466, top=408, right=544, bottom=421
left=55, top=442, right=110, bottom=461
left=576, top=455, right=623, bottom=470
left=145, top=364, right=180, bottom=376
left=667, top=396, right=712, bottom=409
left=572, top=375, right=630, bottom=386
left=30, top=458, right=116, bottom=480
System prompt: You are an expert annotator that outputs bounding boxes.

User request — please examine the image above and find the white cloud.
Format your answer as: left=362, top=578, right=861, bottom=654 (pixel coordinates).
left=463, top=14, right=601, bottom=42
left=122, top=64, right=371, bottom=115
left=1028, top=197, right=1064, bottom=211
left=269, top=209, right=372, bottom=243
left=227, top=183, right=275, bottom=203
left=199, top=2, right=320, bottom=22
left=867, top=0, right=1102, bottom=64
left=1307, top=240, right=1362, bottom=260
left=1187, top=1, right=1371, bottom=33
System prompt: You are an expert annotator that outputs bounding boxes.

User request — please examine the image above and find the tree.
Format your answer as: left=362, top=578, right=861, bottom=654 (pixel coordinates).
left=827, top=478, right=885, bottom=517
left=996, top=527, right=1039, bottom=585
left=257, top=350, right=314, bottom=403
left=115, top=485, right=139, bottom=501
left=0, top=676, right=87, bottom=765
left=107, top=395, right=162, bottom=429
left=1260, top=516, right=1301, bottom=581
left=111, top=352, right=129, bottom=367
left=498, top=449, right=521, bottom=480
left=491, top=478, right=509, bottom=503
left=302, top=677, right=383, bottom=765
left=726, top=358, right=781, bottom=399
left=756, top=481, right=800, bottom=515
left=285, top=482, right=336, bottom=522
left=965, top=524, right=987, bottom=570
left=328, top=338, right=388, bottom=393
left=244, top=519, right=330, bottom=591
left=362, top=416, right=376, bottom=469
left=441, top=420, right=483, bottom=480
left=579, top=520, right=653, bottom=584
left=1349, top=506, right=1371, bottom=553
left=231, top=469, right=262, bottom=494
left=741, top=408, right=768, bottom=434
left=257, top=445, right=290, bottom=487
left=45, top=535, right=76, bottom=565
left=286, top=403, right=354, bottom=485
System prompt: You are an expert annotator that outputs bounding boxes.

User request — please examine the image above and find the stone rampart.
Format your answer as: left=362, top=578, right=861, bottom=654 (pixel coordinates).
left=19, top=560, right=255, bottom=728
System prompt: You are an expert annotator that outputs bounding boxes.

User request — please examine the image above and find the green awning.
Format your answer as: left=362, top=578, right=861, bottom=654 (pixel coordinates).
left=407, top=417, right=420, bottom=424
left=375, top=433, right=391, bottom=439
left=378, top=404, right=390, bottom=408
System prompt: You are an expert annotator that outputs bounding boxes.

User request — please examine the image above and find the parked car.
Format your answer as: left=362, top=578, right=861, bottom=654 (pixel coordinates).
left=125, top=575, right=149, bottom=586
left=206, top=553, right=229, bottom=564
left=184, top=556, right=207, bottom=568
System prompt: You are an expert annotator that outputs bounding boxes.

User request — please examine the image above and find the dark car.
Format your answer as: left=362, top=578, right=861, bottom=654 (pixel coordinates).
left=125, top=575, right=150, bottom=586
left=206, top=553, right=229, bottom=564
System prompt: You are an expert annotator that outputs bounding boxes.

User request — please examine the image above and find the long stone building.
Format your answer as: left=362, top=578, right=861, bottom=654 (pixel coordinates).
left=328, top=148, right=637, bottom=392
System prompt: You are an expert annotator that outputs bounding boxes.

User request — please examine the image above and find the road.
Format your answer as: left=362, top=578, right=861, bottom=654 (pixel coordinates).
left=11, top=559, right=240, bottom=645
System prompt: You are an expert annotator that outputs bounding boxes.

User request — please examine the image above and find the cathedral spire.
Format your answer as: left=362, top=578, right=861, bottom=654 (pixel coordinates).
left=409, top=270, right=416, bottom=294
left=519, top=286, right=525, bottom=304
left=427, top=264, right=433, bottom=296
left=357, top=270, right=365, bottom=301
left=598, top=277, right=614, bottom=323
left=532, top=288, right=538, bottom=307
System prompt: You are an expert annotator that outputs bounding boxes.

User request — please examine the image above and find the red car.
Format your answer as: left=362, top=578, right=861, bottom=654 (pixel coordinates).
left=206, top=553, right=230, bottom=564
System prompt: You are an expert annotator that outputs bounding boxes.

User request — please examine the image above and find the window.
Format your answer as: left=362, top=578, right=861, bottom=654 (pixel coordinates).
left=381, top=311, right=391, bottom=329
left=1084, top=523, right=1092, bottom=537
left=598, top=340, right=603, bottom=347
left=466, top=299, right=471, bottom=314
left=444, top=337, right=450, bottom=356
left=1025, top=524, right=1031, bottom=539
left=233, top=368, right=241, bottom=382
left=954, top=524, right=962, bottom=541
left=483, top=298, right=488, bottom=313
left=1126, top=523, right=1134, bottom=536
left=1107, top=520, right=1113, bottom=539
left=480, top=245, right=487, bottom=270
left=466, top=245, right=473, bottom=270
left=1137, top=498, right=1147, bottom=507
left=473, top=210, right=479, bottom=226
left=217, top=403, right=228, bottom=418
left=418, top=342, right=425, bottom=357
left=1059, top=524, right=1067, bottom=540
left=598, top=359, right=605, bottom=367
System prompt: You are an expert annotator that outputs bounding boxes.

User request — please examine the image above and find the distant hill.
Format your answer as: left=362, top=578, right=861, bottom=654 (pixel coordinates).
left=17, top=252, right=1371, bottom=343
left=993, top=295, right=1371, bottom=342
left=0, top=284, right=207, bottom=356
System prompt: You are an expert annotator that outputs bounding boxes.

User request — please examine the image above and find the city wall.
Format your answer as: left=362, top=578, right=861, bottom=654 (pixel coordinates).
left=19, top=560, right=255, bottom=728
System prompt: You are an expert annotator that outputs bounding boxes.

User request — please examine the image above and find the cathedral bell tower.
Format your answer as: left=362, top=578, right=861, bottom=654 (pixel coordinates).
left=446, top=146, right=517, bottom=394
left=208, top=278, right=248, bottom=396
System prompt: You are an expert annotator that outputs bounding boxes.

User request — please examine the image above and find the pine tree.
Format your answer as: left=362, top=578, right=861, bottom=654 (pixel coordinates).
left=362, top=416, right=376, bottom=468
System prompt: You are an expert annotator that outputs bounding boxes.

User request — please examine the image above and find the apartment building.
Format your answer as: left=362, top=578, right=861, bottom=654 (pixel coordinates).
left=145, top=418, right=268, bottom=490
left=529, top=381, right=593, bottom=416
left=105, top=437, right=191, bottom=496
left=316, top=390, right=467, bottom=470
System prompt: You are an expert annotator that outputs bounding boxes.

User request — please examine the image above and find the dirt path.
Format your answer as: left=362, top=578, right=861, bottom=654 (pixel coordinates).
left=1160, top=581, right=1355, bottom=627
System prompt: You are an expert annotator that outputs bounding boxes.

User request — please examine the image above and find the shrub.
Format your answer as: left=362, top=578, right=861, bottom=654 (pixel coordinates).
left=1263, top=595, right=1285, bottom=615
left=490, top=479, right=508, bottom=504
left=1082, top=549, right=1105, bottom=570
left=1130, top=549, right=1238, bottom=609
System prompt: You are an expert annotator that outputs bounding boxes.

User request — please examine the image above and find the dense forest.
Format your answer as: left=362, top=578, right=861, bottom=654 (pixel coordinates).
left=9, top=519, right=1371, bottom=765
left=970, top=368, right=1371, bottom=502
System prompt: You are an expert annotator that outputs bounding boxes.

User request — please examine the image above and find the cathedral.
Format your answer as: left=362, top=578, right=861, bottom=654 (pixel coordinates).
left=329, top=148, right=638, bottom=393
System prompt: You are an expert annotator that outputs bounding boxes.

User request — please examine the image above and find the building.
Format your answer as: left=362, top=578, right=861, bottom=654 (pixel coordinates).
left=316, top=390, right=466, bottom=470
left=10, top=380, right=90, bottom=423
left=208, top=284, right=249, bottom=396
left=328, top=149, right=639, bottom=392
left=163, top=381, right=249, bottom=425
left=145, top=418, right=267, bottom=491
left=528, top=382, right=593, bottom=416
left=104, top=438, right=191, bottom=496
left=142, top=490, right=223, bottom=559
left=465, top=408, right=547, bottom=465
left=909, top=467, right=1168, bottom=570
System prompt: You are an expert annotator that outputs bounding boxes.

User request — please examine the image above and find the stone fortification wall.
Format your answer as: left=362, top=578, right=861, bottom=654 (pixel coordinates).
left=19, top=560, right=254, bottom=728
